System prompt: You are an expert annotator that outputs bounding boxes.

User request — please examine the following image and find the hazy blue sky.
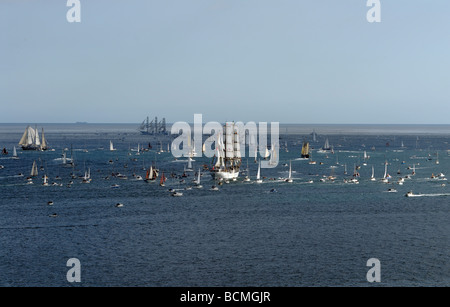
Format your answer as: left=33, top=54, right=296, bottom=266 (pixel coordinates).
left=1, top=0, right=450, bottom=124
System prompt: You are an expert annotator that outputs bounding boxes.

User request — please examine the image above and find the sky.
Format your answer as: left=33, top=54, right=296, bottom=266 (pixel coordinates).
left=1, top=0, right=450, bottom=124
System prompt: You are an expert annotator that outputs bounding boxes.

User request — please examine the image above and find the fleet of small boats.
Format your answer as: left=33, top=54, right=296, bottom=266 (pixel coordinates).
left=1, top=126, right=448, bottom=206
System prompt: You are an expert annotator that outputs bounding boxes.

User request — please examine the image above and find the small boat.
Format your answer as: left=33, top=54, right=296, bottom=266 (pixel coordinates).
left=255, top=160, right=263, bottom=183
left=301, top=141, right=310, bottom=159
left=370, top=166, right=376, bottom=181
left=111, top=184, right=120, bottom=188
left=49, top=213, right=58, bottom=218
left=210, top=185, right=219, bottom=191
left=194, top=169, right=203, bottom=188
left=171, top=191, right=183, bottom=197
left=42, top=175, right=49, bottom=186
left=387, top=188, right=397, bottom=193
left=405, top=191, right=415, bottom=197
left=12, top=146, right=19, bottom=159
left=285, top=160, right=293, bottom=183
left=160, top=172, right=166, bottom=187
left=109, top=141, right=116, bottom=151
left=47, top=201, right=54, bottom=206
left=115, top=203, right=124, bottom=207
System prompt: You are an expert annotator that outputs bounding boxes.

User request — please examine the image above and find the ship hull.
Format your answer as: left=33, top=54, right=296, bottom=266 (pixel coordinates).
left=211, top=170, right=240, bottom=180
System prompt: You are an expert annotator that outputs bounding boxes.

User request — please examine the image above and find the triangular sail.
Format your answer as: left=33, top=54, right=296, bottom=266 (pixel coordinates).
left=256, top=161, right=261, bottom=180
left=40, top=128, right=47, bottom=150
left=31, top=161, right=38, bottom=176
left=288, top=160, right=292, bottom=179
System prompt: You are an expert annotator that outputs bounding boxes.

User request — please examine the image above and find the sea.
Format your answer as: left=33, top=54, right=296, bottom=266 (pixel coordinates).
left=0, top=123, right=449, bottom=287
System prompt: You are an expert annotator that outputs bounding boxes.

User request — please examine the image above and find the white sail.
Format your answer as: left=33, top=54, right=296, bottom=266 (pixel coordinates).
left=197, top=169, right=201, bottom=184
left=288, top=161, right=292, bottom=179
left=225, top=123, right=234, bottom=159
left=110, top=141, right=115, bottom=151
left=19, top=126, right=40, bottom=148
left=257, top=161, right=261, bottom=180
left=269, top=143, right=278, bottom=165
left=323, top=138, right=330, bottom=150
left=40, top=128, right=47, bottom=150
left=147, top=166, right=154, bottom=180
left=187, top=156, right=193, bottom=169
left=19, top=126, right=30, bottom=146
left=34, top=128, right=41, bottom=146
left=31, top=161, right=38, bottom=177
left=12, top=146, right=17, bottom=158
left=264, top=146, right=270, bottom=159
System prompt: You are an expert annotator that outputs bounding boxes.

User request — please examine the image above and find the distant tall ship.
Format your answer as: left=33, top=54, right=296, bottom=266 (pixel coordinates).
left=19, top=126, right=48, bottom=151
left=139, top=116, right=167, bottom=135
left=301, top=141, right=310, bottom=159
left=210, top=122, right=241, bottom=180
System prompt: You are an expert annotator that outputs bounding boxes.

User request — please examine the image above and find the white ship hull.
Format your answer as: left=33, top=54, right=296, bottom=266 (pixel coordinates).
left=211, top=170, right=239, bottom=180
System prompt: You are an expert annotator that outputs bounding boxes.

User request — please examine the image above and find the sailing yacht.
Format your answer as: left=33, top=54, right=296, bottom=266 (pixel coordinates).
left=144, top=166, right=159, bottom=182
left=268, top=143, right=278, bottom=166
left=194, top=169, right=203, bottom=188
left=243, top=160, right=251, bottom=182
left=82, top=168, right=91, bottom=183
left=186, top=157, right=194, bottom=172
left=300, top=141, right=310, bottom=159
left=12, top=146, right=19, bottom=159
left=110, top=141, right=116, bottom=151
left=317, top=138, right=332, bottom=153
left=255, top=160, right=263, bottom=183
left=370, top=166, right=376, bottom=181
left=30, top=161, right=38, bottom=177
left=285, top=160, right=293, bottom=183
left=380, top=162, right=391, bottom=183
left=42, top=175, right=49, bottom=186
left=159, top=172, right=166, bottom=187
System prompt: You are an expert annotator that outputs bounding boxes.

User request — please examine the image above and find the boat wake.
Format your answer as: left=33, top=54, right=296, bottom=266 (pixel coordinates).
left=406, top=193, right=450, bottom=198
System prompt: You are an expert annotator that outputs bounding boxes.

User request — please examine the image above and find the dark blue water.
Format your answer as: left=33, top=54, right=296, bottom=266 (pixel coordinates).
left=0, top=124, right=449, bottom=286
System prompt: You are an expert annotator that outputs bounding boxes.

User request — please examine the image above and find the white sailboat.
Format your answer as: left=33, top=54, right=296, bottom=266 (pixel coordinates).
left=194, top=169, right=203, bottom=188
left=286, top=160, right=293, bottom=183
left=380, top=162, right=390, bottom=183
left=40, top=128, right=48, bottom=151
left=269, top=143, right=278, bottom=166
left=256, top=160, right=263, bottom=183
left=30, top=161, right=38, bottom=177
left=186, top=157, right=194, bottom=171
left=82, top=167, right=91, bottom=183
left=370, top=166, right=376, bottom=181
left=243, top=160, right=251, bottom=182
left=110, top=141, right=116, bottom=151
left=42, top=174, right=49, bottom=186
left=12, top=146, right=19, bottom=159
left=318, top=138, right=331, bottom=153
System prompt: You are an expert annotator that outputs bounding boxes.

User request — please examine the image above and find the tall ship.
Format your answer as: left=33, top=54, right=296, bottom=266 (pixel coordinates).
left=210, top=122, right=241, bottom=180
left=19, top=126, right=48, bottom=151
left=139, top=116, right=167, bottom=135
left=301, top=141, right=310, bottom=159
